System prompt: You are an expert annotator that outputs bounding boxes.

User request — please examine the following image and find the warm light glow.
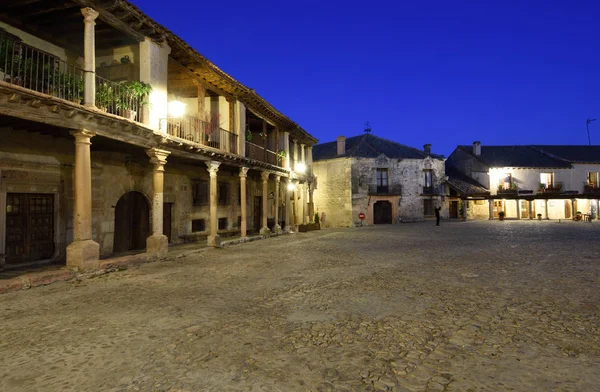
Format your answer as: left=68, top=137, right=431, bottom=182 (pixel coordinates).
left=296, top=162, right=306, bottom=173
left=287, top=182, right=296, bottom=191
left=168, top=100, right=187, bottom=117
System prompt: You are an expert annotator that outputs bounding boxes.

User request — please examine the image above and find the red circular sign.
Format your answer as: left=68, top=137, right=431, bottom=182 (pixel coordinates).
left=358, top=212, right=366, bottom=220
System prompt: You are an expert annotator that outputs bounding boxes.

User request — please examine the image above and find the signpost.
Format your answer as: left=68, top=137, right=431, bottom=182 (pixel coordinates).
left=358, top=212, right=365, bottom=226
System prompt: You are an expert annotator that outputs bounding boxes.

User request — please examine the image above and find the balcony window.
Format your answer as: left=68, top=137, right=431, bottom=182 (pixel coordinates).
left=376, top=168, right=389, bottom=193
left=424, top=170, right=433, bottom=187
left=588, top=172, right=599, bottom=187
left=503, top=174, right=512, bottom=190
left=540, top=173, right=554, bottom=189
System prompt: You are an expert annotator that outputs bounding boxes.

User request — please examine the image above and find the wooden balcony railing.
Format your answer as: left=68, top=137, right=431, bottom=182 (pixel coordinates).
left=246, top=142, right=283, bottom=166
left=160, top=115, right=238, bottom=155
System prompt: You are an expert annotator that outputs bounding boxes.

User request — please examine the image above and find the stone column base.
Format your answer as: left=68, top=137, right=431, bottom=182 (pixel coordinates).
left=208, top=234, right=221, bottom=247
left=284, top=225, right=292, bottom=233
left=146, top=234, right=169, bottom=258
left=272, top=224, right=282, bottom=234
left=66, top=239, right=100, bottom=270
left=260, top=226, right=272, bottom=237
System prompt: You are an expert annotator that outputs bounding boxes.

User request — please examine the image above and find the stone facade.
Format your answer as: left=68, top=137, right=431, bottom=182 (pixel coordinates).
left=313, top=135, right=447, bottom=227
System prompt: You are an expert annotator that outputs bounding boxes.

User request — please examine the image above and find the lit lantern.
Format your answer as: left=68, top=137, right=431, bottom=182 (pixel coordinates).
left=168, top=100, right=187, bottom=117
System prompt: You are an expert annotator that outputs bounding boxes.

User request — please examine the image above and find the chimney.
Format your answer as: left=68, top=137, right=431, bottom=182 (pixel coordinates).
left=336, top=136, right=346, bottom=155
left=473, top=141, right=481, bottom=156
left=423, top=144, right=431, bottom=156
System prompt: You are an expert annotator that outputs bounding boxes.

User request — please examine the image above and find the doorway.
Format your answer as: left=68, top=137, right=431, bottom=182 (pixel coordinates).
left=449, top=201, right=459, bottom=219
left=373, top=200, right=392, bottom=224
left=520, top=200, right=529, bottom=219
left=163, top=203, right=173, bottom=243
left=564, top=200, right=572, bottom=219
left=5, top=193, right=55, bottom=264
left=113, top=191, right=149, bottom=253
left=253, top=196, right=262, bottom=232
left=493, top=200, right=504, bottom=218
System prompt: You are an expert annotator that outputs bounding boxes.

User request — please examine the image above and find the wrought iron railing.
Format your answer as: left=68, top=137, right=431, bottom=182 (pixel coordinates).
left=369, top=184, right=402, bottom=195
left=584, top=184, right=600, bottom=193
left=1, top=34, right=84, bottom=103
left=160, top=115, right=238, bottom=154
left=95, top=75, right=144, bottom=122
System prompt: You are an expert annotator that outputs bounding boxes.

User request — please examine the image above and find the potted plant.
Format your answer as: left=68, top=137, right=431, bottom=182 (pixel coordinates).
left=116, top=80, right=152, bottom=121
left=575, top=211, right=582, bottom=221
left=539, top=183, right=546, bottom=192
left=277, top=150, right=286, bottom=164
left=498, top=211, right=505, bottom=221
left=96, top=81, right=114, bottom=112
left=537, top=213, right=542, bottom=220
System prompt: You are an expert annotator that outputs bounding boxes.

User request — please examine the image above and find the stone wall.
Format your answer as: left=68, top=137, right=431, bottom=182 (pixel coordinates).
left=312, top=158, right=353, bottom=227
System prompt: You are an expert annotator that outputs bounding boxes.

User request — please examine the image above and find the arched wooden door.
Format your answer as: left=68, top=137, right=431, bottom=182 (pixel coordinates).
left=113, top=191, right=149, bottom=253
left=373, top=201, right=393, bottom=224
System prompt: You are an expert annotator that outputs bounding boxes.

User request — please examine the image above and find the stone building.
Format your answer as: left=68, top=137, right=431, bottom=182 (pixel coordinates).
left=0, top=1, right=317, bottom=270
left=312, top=134, right=446, bottom=227
left=446, top=142, right=600, bottom=220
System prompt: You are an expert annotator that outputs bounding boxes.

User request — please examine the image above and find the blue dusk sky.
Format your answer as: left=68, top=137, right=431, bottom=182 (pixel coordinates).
left=133, top=0, right=600, bottom=157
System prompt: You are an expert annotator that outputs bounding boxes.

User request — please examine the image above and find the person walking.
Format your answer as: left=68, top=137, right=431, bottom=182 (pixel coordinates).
left=435, top=206, right=441, bottom=226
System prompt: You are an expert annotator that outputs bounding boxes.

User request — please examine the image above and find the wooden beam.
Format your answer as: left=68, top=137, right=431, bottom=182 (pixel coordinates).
left=71, top=0, right=146, bottom=42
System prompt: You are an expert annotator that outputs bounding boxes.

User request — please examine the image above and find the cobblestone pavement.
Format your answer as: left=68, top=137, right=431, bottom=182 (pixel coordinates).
left=1, top=221, right=599, bottom=392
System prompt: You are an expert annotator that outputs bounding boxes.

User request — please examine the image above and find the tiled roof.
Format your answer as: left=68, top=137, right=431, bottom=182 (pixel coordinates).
left=445, top=166, right=490, bottom=196
left=530, top=145, right=600, bottom=163
left=457, top=145, right=571, bottom=168
left=313, top=134, right=444, bottom=161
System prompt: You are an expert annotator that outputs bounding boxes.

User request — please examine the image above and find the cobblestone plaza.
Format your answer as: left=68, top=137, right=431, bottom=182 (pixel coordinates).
left=1, top=221, right=599, bottom=391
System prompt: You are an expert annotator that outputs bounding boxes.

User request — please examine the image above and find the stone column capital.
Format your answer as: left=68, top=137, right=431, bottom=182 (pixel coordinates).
left=205, top=160, right=221, bottom=178
left=274, top=175, right=281, bottom=184
left=300, top=143, right=305, bottom=148
left=81, top=7, right=99, bottom=23
left=261, top=171, right=270, bottom=183
left=239, top=166, right=249, bottom=179
left=307, top=146, right=313, bottom=151
left=146, top=148, right=170, bottom=171
left=71, top=129, right=96, bottom=144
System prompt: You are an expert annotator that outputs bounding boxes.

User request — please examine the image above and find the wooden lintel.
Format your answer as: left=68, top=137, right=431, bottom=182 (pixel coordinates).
left=51, top=105, right=60, bottom=113
left=29, top=99, right=41, bottom=108
left=66, top=109, right=77, bottom=118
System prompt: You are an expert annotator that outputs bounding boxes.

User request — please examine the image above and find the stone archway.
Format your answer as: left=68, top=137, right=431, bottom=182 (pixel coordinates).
left=373, top=201, right=393, bottom=224
left=113, top=191, right=150, bottom=253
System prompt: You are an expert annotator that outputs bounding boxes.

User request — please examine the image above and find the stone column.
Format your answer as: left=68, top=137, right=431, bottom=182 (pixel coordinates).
left=516, top=199, right=521, bottom=220
left=488, top=199, right=494, bottom=220
left=307, top=146, right=313, bottom=175
left=260, top=172, right=271, bottom=236
left=146, top=148, right=170, bottom=257
left=239, top=167, right=249, bottom=238
left=462, top=199, right=468, bottom=220
left=81, top=8, right=98, bottom=107
left=302, top=183, right=307, bottom=224
left=308, top=182, right=314, bottom=223
left=284, top=178, right=292, bottom=233
left=293, top=140, right=298, bottom=170
left=571, top=199, right=576, bottom=220
left=273, top=176, right=282, bottom=233
left=66, top=130, right=99, bottom=270
left=283, top=132, right=290, bottom=169
left=528, top=200, right=533, bottom=219
left=206, top=161, right=221, bottom=246
left=596, top=199, right=600, bottom=221
left=301, top=143, right=306, bottom=164
left=545, top=199, right=549, bottom=219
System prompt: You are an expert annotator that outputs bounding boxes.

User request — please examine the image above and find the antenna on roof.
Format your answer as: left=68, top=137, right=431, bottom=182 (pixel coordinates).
left=364, top=121, right=371, bottom=133
left=586, top=118, right=596, bottom=145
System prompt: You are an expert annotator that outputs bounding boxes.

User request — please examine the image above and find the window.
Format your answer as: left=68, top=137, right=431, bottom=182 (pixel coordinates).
left=191, top=219, right=205, bottom=232
left=424, top=170, right=433, bottom=187
left=588, top=172, right=599, bottom=186
left=192, top=180, right=208, bottom=206
left=218, top=217, right=228, bottom=230
left=503, top=174, right=512, bottom=190
left=218, top=182, right=230, bottom=205
left=424, top=199, right=434, bottom=216
left=376, top=168, right=389, bottom=193
left=540, top=173, right=554, bottom=188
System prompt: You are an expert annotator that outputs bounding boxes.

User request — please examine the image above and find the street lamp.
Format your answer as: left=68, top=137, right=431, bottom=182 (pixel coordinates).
left=586, top=118, right=596, bottom=145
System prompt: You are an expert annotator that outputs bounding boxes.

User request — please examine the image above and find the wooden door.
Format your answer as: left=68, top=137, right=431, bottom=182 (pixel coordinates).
left=520, top=200, right=529, bottom=219
left=113, top=192, right=149, bottom=253
left=493, top=200, right=504, bottom=218
left=374, top=201, right=392, bottom=224
left=449, top=201, right=459, bottom=219
left=253, top=196, right=262, bottom=231
left=5, top=193, right=54, bottom=264
left=163, top=203, right=173, bottom=243
left=564, top=200, right=571, bottom=219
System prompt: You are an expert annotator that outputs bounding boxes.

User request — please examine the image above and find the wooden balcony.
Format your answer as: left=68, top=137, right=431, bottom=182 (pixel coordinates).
left=160, top=115, right=238, bottom=155
left=246, top=142, right=279, bottom=165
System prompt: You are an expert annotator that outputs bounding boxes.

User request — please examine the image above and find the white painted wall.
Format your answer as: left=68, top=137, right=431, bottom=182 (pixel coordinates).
left=139, top=37, right=171, bottom=130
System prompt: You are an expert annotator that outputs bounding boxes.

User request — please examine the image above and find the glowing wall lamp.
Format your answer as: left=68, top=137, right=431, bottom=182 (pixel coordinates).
left=168, top=100, right=187, bottom=118
left=295, top=162, right=306, bottom=174
left=287, top=180, right=297, bottom=191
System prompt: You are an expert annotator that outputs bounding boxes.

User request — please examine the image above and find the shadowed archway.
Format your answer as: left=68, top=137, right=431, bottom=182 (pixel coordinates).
left=113, top=191, right=150, bottom=253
